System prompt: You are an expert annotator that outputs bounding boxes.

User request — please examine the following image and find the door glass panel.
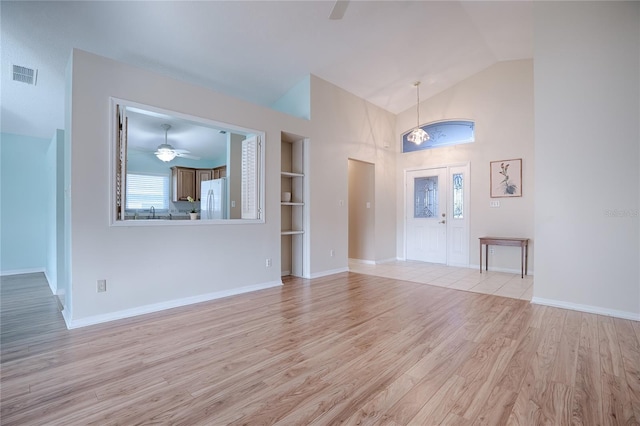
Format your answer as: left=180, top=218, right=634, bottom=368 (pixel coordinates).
left=414, top=176, right=438, bottom=218
left=453, top=173, right=463, bottom=219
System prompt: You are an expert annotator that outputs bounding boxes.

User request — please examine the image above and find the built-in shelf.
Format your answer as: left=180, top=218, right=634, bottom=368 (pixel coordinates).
left=281, top=171, right=304, bottom=178
left=281, top=134, right=306, bottom=278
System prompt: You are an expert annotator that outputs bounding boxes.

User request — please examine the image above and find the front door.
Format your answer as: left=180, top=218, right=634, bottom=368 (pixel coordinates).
left=406, top=168, right=448, bottom=263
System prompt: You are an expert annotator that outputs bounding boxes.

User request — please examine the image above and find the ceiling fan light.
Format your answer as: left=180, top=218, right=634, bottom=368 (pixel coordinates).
left=155, top=124, right=177, bottom=162
left=155, top=147, right=177, bottom=162
left=407, top=128, right=430, bottom=145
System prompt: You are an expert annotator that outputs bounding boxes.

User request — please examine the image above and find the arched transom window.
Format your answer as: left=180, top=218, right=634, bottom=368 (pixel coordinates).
left=402, top=120, right=475, bottom=153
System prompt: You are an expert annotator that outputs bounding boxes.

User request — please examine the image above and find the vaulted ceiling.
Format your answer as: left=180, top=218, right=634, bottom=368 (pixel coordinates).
left=1, top=1, right=533, bottom=140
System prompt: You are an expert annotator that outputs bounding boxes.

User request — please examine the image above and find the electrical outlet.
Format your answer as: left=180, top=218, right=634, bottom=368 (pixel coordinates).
left=489, top=248, right=495, bottom=255
left=265, top=258, right=272, bottom=267
left=330, top=249, right=335, bottom=257
left=97, top=279, right=107, bottom=293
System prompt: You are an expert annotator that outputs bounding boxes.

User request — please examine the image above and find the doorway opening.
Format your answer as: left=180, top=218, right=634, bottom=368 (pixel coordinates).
left=348, top=159, right=375, bottom=263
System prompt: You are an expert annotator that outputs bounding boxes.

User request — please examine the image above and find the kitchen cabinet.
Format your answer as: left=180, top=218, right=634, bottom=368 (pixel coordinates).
left=195, top=169, right=213, bottom=200
left=173, top=166, right=227, bottom=202
left=171, top=167, right=196, bottom=202
left=213, top=166, right=227, bottom=179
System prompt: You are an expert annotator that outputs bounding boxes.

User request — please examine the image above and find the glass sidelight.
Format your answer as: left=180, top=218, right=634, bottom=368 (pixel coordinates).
left=453, top=173, right=463, bottom=219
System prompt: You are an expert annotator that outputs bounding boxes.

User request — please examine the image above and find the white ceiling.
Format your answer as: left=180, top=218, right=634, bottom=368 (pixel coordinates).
left=1, top=1, right=533, bottom=140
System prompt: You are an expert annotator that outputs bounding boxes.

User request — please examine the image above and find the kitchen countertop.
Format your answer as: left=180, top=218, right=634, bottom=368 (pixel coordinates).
left=124, top=214, right=191, bottom=221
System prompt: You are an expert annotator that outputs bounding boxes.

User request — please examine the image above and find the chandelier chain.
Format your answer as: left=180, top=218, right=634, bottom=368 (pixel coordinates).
left=415, top=81, right=420, bottom=129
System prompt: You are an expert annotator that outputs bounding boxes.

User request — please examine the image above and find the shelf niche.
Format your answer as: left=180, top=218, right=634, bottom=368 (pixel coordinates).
left=281, top=133, right=306, bottom=277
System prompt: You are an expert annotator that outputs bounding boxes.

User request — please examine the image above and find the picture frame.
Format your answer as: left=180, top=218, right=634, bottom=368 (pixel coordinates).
left=490, top=158, right=522, bottom=198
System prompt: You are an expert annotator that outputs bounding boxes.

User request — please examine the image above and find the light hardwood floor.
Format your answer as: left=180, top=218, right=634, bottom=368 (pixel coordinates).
left=1, top=272, right=639, bottom=425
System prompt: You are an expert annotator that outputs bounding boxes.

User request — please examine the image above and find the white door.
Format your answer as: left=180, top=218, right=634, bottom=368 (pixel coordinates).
left=406, top=168, right=447, bottom=263
left=406, top=165, right=470, bottom=265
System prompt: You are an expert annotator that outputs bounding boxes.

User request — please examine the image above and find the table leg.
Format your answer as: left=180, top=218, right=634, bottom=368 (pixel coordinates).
left=520, top=245, right=524, bottom=278
left=479, top=242, right=483, bottom=274
left=485, top=245, right=489, bottom=272
left=525, top=243, right=529, bottom=276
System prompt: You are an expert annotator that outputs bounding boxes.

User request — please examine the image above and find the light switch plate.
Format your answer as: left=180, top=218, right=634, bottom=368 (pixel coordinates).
left=490, top=200, right=500, bottom=208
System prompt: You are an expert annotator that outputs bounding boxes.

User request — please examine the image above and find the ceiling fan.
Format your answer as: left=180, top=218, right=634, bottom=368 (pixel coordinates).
left=154, top=124, right=200, bottom=162
left=329, top=0, right=350, bottom=20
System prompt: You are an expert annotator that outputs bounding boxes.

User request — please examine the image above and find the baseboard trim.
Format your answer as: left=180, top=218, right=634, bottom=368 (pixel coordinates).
left=0, top=268, right=45, bottom=276
left=531, top=297, right=640, bottom=321
left=44, top=270, right=57, bottom=295
left=376, top=258, right=398, bottom=265
left=64, top=280, right=283, bottom=329
left=348, top=258, right=398, bottom=265
left=309, top=267, right=349, bottom=279
left=62, top=308, right=72, bottom=329
left=348, top=258, right=376, bottom=265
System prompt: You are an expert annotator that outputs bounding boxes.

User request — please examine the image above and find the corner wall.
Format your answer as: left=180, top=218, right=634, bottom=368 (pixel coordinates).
left=45, top=129, right=65, bottom=294
left=533, top=1, right=640, bottom=319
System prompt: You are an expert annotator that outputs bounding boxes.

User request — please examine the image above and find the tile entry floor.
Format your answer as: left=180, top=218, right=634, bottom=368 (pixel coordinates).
left=348, top=260, right=533, bottom=301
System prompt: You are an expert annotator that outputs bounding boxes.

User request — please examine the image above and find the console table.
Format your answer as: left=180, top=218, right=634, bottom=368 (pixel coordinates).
left=479, top=237, right=529, bottom=278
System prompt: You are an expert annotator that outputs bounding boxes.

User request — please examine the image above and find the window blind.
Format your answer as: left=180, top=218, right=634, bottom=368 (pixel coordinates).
left=126, top=174, right=169, bottom=210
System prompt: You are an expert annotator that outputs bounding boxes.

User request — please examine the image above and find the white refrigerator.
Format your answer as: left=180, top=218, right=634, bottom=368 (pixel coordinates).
left=200, top=178, right=227, bottom=220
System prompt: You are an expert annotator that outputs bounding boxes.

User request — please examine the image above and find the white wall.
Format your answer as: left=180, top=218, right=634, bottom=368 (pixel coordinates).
left=533, top=1, right=640, bottom=319
left=395, top=60, right=535, bottom=272
left=309, top=76, right=398, bottom=274
left=67, top=49, right=309, bottom=325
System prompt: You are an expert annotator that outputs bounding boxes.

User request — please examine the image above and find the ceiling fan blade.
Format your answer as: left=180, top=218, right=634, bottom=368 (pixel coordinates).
left=176, top=153, right=201, bottom=160
left=173, top=148, right=191, bottom=154
left=329, top=0, right=350, bottom=20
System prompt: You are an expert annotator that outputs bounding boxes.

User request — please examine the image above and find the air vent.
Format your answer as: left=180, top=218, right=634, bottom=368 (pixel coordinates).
left=13, top=65, right=37, bottom=85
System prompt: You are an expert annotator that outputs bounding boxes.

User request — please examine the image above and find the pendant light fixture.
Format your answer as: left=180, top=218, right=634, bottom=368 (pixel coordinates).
left=407, top=81, right=430, bottom=145
left=155, top=124, right=177, bottom=162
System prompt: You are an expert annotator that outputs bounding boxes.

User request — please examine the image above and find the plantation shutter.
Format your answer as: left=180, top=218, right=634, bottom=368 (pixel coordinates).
left=115, top=104, right=128, bottom=220
left=241, top=136, right=259, bottom=219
